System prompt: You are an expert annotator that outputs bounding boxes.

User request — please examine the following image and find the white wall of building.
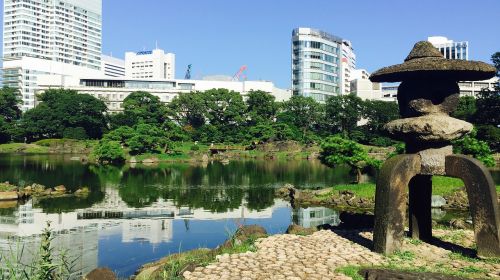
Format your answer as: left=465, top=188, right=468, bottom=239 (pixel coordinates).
left=3, top=57, right=102, bottom=110
left=341, top=40, right=356, bottom=94
left=125, top=49, right=175, bottom=80
left=37, top=75, right=290, bottom=113
left=101, top=55, right=125, bottom=77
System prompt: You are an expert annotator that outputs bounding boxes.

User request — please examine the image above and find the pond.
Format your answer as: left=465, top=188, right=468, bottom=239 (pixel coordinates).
left=0, top=154, right=493, bottom=278
left=0, top=154, right=356, bottom=278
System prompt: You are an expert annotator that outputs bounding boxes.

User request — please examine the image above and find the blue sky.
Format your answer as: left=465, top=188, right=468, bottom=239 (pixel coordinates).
left=2, top=0, right=500, bottom=88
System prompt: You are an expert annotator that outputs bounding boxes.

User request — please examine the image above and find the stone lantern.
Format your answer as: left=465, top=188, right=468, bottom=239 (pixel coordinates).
left=369, top=41, right=500, bottom=257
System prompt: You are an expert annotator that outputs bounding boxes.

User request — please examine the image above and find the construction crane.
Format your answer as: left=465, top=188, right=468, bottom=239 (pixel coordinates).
left=232, top=65, right=247, bottom=81
left=184, top=64, right=192, bottom=79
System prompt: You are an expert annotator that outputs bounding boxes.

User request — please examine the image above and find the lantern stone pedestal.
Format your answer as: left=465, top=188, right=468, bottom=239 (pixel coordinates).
left=369, top=41, right=500, bottom=258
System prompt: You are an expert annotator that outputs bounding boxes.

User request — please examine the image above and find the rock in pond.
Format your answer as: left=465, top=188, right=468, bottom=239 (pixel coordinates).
left=83, top=267, right=117, bottom=280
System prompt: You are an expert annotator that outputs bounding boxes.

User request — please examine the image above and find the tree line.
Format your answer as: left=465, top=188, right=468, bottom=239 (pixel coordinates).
left=0, top=87, right=403, bottom=146
left=0, top=52, right=498, bottom=161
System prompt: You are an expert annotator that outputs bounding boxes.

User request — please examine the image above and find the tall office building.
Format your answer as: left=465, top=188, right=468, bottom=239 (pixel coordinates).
left=428, top=36, right=468, bottom=60
left=125, top=49, right=175, bottom=80
left=292, top=27, right=355, bottom=102
left=2, top=0, right=103, bottom=111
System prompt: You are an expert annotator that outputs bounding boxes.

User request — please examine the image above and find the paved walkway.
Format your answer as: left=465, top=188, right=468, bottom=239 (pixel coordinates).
left=183, top=229, right=500, bottom=280
left=183, top=230, right=385, bottom=280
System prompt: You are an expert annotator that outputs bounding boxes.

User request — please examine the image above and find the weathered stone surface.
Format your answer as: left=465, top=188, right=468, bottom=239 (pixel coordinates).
left=397, top=80, right=460, bottom=118
left=359, top=268, right=472, bottom=280
left=445, top=154, right=500, bottom=257
left=0, top=191, right=18, bottom=201
left=83, top=267, right=117, bottom=280
left=384, top=114, right=473, bottom=142
left=373, top=154, right=421, bottom=254
left=370, top=41, right=496, bottom=83
left=418, top=145, right=453, bottom=175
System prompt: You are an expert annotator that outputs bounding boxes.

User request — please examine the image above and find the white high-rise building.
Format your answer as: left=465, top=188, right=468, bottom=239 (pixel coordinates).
left=125, top=49, right=175, bottom=80
left=291, top=27, right=355, bottom=102
left=2, top=0, right=103, bottom=111
left=428, top=36, right=468, bottom=60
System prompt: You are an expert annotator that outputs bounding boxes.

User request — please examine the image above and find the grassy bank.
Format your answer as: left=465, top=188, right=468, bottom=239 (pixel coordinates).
left=0, top=139, right=97, bottom=154
left=135, top=226, right=265, bottom=280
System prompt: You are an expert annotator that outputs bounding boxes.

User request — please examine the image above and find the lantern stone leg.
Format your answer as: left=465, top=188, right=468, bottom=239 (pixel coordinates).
left=373, top=155, right=421, bottom=254
left=445, top=155, right=500, bottom=258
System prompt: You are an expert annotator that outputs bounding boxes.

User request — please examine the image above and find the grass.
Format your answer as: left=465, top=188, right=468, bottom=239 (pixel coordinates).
left=313, top=175, right=500, bottom=203
left=0, top=183, right=17, bottom=192
left=0, top=143, right=49, bottom=153
left=431, top=176, right=464, bottom=195
left=335, top=265, right=363, bottom=280
left=136, top=230, right=264, bottom=280
left=330, top=183, right=376, bottom=198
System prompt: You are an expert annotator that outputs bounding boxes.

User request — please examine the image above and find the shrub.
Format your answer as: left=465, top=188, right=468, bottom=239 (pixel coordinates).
left=92, top=140, right=125, bottom=164
left=190, top=145, right=200, bottom=151
left=453, top=132, right=495, bottom=167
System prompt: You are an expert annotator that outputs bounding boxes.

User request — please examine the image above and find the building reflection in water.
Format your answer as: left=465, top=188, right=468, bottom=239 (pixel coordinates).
left=292, top=207, right=340, bottom=228
left=0, top=186, right=289, bottom=279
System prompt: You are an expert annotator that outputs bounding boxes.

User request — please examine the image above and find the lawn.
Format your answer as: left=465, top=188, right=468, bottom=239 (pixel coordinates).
left=327, top=176, right=499, bottom=199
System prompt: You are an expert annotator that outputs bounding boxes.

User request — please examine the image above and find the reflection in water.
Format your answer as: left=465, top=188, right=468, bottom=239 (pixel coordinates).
left=292, top=207, right=341, bottom=228
left=0, top=155, right=483, bottom=277
left=0, top=184, right=292, bottom=278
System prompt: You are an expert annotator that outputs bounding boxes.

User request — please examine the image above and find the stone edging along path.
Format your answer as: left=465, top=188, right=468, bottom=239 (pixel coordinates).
left=183, top=229, right=500, bottom=280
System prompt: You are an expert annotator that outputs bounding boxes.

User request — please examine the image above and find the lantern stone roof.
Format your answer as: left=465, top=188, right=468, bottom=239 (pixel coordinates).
left=370, top=41, right=496, bottom=82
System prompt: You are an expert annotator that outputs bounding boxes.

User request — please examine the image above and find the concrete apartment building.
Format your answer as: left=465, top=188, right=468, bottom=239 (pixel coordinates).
left=2, top=0, right=104, bottom=111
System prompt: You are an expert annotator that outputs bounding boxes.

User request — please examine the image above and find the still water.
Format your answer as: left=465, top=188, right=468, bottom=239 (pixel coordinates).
left=0, top=155, right=353, bottom=278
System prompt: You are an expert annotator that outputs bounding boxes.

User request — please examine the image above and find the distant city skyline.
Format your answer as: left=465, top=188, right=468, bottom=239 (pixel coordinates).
left=1, top=0, right=499, bottom=88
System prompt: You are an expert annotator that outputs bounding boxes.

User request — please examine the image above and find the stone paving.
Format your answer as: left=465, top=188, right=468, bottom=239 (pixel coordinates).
left=183, top=229, right=500, bottom=280
left=183, top=230, right=385, bottom=280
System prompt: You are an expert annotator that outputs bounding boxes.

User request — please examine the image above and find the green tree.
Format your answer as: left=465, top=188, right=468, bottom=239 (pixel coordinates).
left=363, top=100, right=399, bottom=132
left=92, top=140, right=126, bottom=164
left=325, top=94, right=363, bottom=136
left=126, top=123, right=169, bottom=155
left=203, top=88, right=246, bottom=127
left=0, top=87, right=22, bottom=143
left=123, top=91, right=167, bottom=126
left=492, top=52, right=500, bottom=75
left=473, top=88, right=499, bottom=126
left=476, top=125, right=500, bottom=152
left=167, top=91, right=206, bottom=129
left=21, top=89, right=107, bottom=141
left=279, top=95, right=322, bottom=139
left=0, top=86, right=22, bottom=122
left=103, top=126, right=135, bottom=144
left=319, top=136, right=380, bottom=183
left=452, top=95, right=477, bottom=122
left=245, top=90, right=278, bottom=125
